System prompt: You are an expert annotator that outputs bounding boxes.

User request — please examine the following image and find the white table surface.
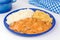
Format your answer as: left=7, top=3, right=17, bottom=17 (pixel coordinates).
left=0, top=0, right=60, bottom=40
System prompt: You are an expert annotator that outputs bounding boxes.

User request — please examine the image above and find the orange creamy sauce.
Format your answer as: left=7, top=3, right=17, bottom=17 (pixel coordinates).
left=10, top=18, right=52, bottom=34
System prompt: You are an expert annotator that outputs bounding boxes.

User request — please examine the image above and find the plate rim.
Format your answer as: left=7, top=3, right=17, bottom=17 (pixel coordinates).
left=4, top=8, right=56, bottom=37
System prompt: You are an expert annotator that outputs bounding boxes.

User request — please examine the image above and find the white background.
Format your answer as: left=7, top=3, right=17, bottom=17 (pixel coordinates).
left=0, top=0, right=60, bottom=40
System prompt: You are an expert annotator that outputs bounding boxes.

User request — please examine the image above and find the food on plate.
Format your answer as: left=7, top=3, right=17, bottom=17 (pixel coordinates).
left=32, top=10, right=52, bottom=23
left=6, top=9, right=34, bottom=24
left=10, top=18, right=52, bottom=34
left=6, top=9, right=53, bottom=34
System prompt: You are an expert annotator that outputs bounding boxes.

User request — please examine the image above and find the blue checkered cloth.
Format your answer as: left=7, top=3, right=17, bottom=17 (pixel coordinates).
left=29, top=0, right=60, bottom=14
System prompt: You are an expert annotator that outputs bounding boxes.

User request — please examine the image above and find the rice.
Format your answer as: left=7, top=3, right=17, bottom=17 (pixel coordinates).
left=6, top=9, right=34, bottom=25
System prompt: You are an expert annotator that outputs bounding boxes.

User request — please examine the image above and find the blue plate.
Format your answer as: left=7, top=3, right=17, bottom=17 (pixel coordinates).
left=4, top=8, right=56, bottom=37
